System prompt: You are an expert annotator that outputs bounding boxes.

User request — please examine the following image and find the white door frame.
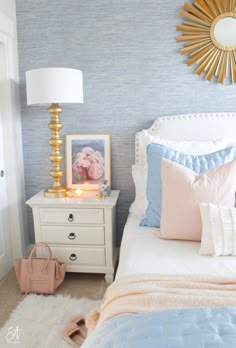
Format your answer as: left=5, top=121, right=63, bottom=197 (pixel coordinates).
left=0, top=11, right=27, bottom=259
left=0, top=109, right=12, bottom=279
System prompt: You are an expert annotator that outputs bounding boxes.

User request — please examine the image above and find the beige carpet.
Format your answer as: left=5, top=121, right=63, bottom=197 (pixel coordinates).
left=0, top=269, right=108, bottom=328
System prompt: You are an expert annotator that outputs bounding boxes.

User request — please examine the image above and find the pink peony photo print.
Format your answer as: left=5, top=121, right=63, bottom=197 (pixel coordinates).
left=66, top=134, right=111, bottom=190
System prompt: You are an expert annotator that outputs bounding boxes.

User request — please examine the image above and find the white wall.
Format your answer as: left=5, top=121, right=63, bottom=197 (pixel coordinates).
left=0, top=0, right=16, bottom=21
left=0, top=0, right=28, bottom=257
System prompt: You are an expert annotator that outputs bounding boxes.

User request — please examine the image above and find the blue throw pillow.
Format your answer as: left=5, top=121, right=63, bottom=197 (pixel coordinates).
left=140, top=144, right=236, bottom=228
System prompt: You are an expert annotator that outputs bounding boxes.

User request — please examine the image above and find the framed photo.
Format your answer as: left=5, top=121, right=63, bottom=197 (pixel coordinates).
left=65, top=134, right=111, bottom=190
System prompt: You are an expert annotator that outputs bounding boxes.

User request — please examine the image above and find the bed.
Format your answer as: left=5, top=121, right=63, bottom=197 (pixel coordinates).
left=82, top=113, right=236, bottom=348
left=116, top=213, right=236, bottom=279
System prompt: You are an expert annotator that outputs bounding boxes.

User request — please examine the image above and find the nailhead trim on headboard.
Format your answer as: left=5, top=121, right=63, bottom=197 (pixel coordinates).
left=135, top=113, right=236, bottom=164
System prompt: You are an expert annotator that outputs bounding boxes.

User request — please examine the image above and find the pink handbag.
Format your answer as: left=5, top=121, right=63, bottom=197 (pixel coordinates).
left=14, top=242, right=66, bottom=295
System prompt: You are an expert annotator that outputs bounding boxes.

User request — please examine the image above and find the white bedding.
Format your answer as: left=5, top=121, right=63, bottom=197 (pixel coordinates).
left=116, top=213, right=236, bottom=279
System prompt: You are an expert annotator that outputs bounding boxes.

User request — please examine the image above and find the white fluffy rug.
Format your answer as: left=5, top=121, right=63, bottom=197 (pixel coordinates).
left=0, top=295, right=101, bottom=348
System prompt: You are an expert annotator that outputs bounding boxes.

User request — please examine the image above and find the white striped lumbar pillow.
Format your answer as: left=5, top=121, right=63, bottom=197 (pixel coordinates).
left=199, top=203, right=236, bottom=256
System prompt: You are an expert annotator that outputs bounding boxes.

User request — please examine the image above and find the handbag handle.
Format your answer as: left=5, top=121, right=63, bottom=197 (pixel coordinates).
left=28, top=242, right=52, bottom=270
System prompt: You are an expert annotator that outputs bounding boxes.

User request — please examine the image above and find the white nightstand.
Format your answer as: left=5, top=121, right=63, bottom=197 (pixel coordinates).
left=26, top=190, right=120, bottom=282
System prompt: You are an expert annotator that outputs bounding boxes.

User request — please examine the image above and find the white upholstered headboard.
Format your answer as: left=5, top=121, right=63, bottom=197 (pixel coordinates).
left=135, top=113, right=236, bottom=165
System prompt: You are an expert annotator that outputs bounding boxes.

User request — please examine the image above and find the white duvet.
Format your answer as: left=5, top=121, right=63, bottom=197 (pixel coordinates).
left=116, top=213, right=236, bottom=279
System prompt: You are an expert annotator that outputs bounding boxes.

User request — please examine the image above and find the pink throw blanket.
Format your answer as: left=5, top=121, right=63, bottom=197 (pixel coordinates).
left=86, top=274, right=236, bottom=333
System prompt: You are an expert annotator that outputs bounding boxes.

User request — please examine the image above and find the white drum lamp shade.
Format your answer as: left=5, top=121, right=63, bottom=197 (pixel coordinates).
left=26, top=68, right=83, bottom=105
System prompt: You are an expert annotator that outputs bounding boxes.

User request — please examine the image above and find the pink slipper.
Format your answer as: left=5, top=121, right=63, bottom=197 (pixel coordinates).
left=69, top=314, right=85, bottom=326
left=62, top=323, right=86, bottom=347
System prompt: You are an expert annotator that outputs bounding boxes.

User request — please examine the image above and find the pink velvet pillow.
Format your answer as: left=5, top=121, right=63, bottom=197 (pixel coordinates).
left=158, top=159, right=236, bottom=241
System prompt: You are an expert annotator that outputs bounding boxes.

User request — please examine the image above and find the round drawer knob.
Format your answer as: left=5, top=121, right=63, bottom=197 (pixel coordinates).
left=69, top=253, right=77, bottom=261
left=68, top=213, right=74, bottom=222
left=68, top=232, right=76, bottom=240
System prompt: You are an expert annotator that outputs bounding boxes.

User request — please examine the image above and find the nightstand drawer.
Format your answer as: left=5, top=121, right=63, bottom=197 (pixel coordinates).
left=41, top=226, right=105, bottom=245
left=51, top=247, right=105, bottom=266
left=40, top=208, right=104, bottom=225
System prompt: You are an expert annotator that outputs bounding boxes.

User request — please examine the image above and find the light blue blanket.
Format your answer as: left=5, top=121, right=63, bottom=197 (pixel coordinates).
left=82, top=307, right=236, bottom=348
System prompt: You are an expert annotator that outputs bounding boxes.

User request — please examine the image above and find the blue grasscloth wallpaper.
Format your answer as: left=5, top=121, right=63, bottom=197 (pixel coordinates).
left=16, top=0, right=236, bottom=244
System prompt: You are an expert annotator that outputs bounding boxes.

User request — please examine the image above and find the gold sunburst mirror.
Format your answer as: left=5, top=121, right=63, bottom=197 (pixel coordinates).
left=177, top=0, right=236, bottom=84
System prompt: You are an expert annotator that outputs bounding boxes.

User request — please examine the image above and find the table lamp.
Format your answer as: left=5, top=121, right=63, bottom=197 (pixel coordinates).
left=26, top=68, right=83, bottom=198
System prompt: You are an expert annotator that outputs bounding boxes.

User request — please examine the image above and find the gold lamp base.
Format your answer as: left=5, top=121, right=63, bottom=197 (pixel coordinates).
left=44, top=103, right=66, bottom=198
left=44, top=187, right=66, bottom=198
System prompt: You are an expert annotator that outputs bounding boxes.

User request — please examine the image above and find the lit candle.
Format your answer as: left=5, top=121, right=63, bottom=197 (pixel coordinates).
left=75, top=188, right=83, bottom=197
